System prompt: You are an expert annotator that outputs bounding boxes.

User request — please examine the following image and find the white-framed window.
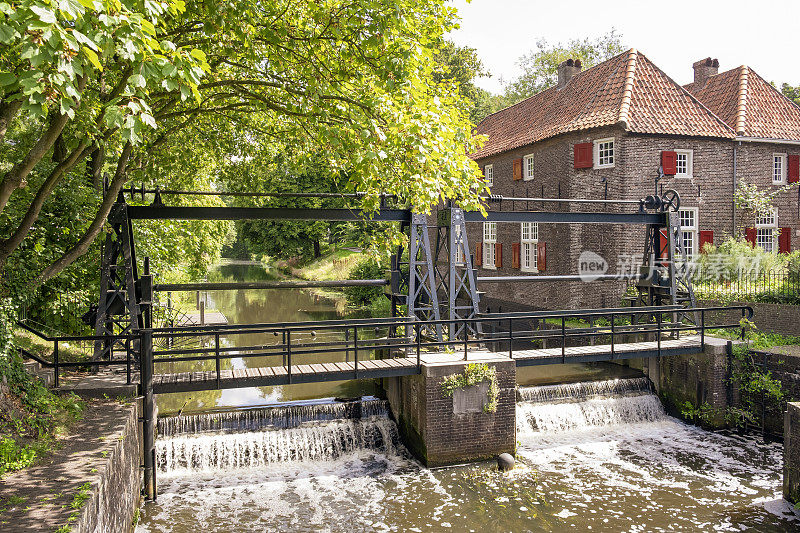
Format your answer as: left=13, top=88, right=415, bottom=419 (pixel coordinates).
left=678, top=207, right=698, bottom=260
left=520, top=222, right=539, bottom=272
left=453, top=223, right=465, bottom=265
left=484, top=164, right=493, bottom=187
left=675, top=149, right=693, bottom=178
left=594, top=138, right=615, bottom=169
left=523, top=153, right=534, bottom=181
left=756, top=208, right=778, bottom=252
left=773, top=154, right=787, bottom=184
left=483, top=222, right=496, bottom=268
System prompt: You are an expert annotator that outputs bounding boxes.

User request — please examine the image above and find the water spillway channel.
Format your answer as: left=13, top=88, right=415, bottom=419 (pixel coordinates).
left=138, top=377, right=797, bottom=531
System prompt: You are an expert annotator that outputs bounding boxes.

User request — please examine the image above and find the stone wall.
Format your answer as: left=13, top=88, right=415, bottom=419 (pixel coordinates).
left=0, top=401, right=141, bottom=533
left=785, top=402, right=800, bottom=503
left=698, top=299, right=800, bottom=336
left=652, top=337, right=731, bottom=427
left=383, top=358, right=516, bottom=467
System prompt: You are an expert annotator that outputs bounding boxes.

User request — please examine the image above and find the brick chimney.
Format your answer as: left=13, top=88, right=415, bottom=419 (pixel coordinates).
left=557, top=59, right=582, bottom=89
left=692, top=57, right=719, bottom=88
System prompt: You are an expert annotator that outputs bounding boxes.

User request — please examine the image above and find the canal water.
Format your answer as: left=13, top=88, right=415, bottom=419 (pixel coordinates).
left=138, top=263, right=798, bottom=531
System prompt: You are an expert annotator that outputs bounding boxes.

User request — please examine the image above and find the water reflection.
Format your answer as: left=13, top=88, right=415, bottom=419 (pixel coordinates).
left=157, top=263, right=381, bottom=415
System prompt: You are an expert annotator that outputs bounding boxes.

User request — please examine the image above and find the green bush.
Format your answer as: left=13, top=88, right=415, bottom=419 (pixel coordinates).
left=695, top=237, right=788, bottom=281
left=788, top=250, right=800, bottom=284
left=343, top=259, right=386, bottom=306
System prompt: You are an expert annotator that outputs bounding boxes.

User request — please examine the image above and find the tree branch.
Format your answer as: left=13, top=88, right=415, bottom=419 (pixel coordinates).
left=0, top=141, right=93, bottom=266
left=0, top=97, right=22, bottom=143
left=32, top=143, right=133, bottom=287
left=0, top=76, right=86, bottom=215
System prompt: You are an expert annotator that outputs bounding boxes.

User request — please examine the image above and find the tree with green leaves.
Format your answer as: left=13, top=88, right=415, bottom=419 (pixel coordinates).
left=782, top=83, right=800, bottom=106
left=500, top=30, right=625, bottom=107
left=0, top=0, right=486, bottom=302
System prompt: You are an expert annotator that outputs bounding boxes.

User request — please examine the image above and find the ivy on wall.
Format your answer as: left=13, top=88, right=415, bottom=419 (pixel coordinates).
left=441, top=363, right=499, bottom=413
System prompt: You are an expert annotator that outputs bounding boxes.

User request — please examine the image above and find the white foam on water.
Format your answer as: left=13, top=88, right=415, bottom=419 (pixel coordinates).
left=138, top=379, right=795, bottom=532
left=515, top=378, right=790, bottom=531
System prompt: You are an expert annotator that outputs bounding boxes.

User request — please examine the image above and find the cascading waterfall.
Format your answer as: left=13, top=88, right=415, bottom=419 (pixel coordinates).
left=158, top=399, right=389, bottom=436
left=156, top=400, right=399, bottom=474
left=517, top=377, right=666, bottom=434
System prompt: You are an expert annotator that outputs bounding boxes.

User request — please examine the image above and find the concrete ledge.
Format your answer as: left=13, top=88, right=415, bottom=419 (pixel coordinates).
left=0, top=401, right=141, bottom=532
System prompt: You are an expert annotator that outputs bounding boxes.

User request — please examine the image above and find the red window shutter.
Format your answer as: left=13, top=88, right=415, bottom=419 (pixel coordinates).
left=779, top=227, right=792, bottom=253
left=574, top=143, right=592, bottom=169
left=495, top=243, right=503, bottom=268
left=788, top=155, right=800, bottom=183
left=537, top=242, right=546, bottom=271
left=513, top=158, right=523, bottom=181
left=475, top=242, right=482, bottom=266
left=512, top=242, right=520, bottom=269
left=658, top=228, right=669, bottom=260
left=661, top=151, right=677, bottom=176
left=698, top=230, right=714, bottom=253
left=745, top=227, right=757, bottom=247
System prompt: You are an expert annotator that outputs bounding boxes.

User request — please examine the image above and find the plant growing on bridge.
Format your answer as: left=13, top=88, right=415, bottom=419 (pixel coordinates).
left=441, top=363, right=499, bottom=413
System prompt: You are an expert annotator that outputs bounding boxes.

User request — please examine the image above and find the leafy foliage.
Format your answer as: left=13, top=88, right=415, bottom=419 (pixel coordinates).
left=344, top=258, right=386, bottom=306
left=441, top=363, right=499, bottom=413
left=501, top=30, right=625, bottom=106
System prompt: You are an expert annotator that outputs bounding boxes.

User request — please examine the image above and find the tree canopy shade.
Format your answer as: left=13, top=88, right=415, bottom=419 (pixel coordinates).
left=0, top=0, right=487, bottom=294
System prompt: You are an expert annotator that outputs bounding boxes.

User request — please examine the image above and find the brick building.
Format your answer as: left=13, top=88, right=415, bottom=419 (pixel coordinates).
left=468, top=49, right=800, bottom=312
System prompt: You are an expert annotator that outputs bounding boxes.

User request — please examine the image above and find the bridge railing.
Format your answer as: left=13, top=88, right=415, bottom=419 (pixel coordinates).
left=144, top=305, right=753, bottom=384
left=15, top=321, right=139, bottom=388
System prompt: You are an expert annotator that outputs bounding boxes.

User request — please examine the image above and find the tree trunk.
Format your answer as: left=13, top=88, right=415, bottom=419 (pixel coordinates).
left=0, top=98, right=22, bottom=143
left=0, top=141, right=92, bottom=266
left=313, top=239, right=321, bottom=258
left=33, top=143, right=132, bottom=287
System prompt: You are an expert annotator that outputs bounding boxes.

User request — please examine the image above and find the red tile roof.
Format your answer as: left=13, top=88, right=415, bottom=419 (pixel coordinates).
left=686, top=66, right=800, bottom=141
left=473, top=49, right=734, bottom=159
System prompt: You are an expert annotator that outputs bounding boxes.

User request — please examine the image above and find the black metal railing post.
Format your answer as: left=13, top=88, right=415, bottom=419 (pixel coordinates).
left=561, top=317, right=566, bottom=363
left=700, top=309, right=705, bottom=349
left=741, top=308, right=746, bottom=340
left=508, top=317, right=513, bottom=359
left=353, top=326, right=359, bottom=378
left=214, top=333, right=221, bottom=389
left=142, top=328, right=156, bottom=501
left=125, top=337, right=131, bottom=385
left=610, top=314, right=615, bottom=359
left=463, top=319, right=468, bottom=360
left=53, top=339, right=59, bottom=388
left=416, top=322, right=421, bottom=370
left=286, top=329, right=292, bottom=384
left=656, top=312, right=662, bottom=357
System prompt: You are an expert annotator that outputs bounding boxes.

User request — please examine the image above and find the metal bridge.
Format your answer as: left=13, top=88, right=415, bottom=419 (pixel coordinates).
left=18, top=183, right=745, bottom=502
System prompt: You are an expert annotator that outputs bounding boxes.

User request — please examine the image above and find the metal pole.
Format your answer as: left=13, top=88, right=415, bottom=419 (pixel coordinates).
left=126, top=337, right=131, bottom=385
left=416, top=323, right=421, bottom=370
left=700, top=309, right=705, bottom=349
left=215, top=333, right=221, bottom=389
left=353, top=327, right=359, bottom=379
left=561, top=317, right=566, bottom=363
left=286, top=330, right=292, bottom=384
left=463, top=319, right=468, bottom=360
left=508, top=317, right=513, bottom=359
left=142, top=328, right=156, bottom=501
left=610, top=314, right=615, bottom=358
left=53, top=340, right=59, bottom=388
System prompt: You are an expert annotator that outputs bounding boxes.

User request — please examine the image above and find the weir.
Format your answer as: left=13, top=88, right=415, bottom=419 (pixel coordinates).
left=18, top=186, right=767, bottom=502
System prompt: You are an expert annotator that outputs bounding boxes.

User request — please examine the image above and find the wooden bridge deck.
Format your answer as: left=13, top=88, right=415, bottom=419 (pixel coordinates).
left=152, top=336, right=703, bottom=393
left=152, top=357, right=419, bottom=393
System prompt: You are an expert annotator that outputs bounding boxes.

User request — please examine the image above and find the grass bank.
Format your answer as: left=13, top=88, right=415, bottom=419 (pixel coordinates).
left=280, top=248, right=391, bottom=316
